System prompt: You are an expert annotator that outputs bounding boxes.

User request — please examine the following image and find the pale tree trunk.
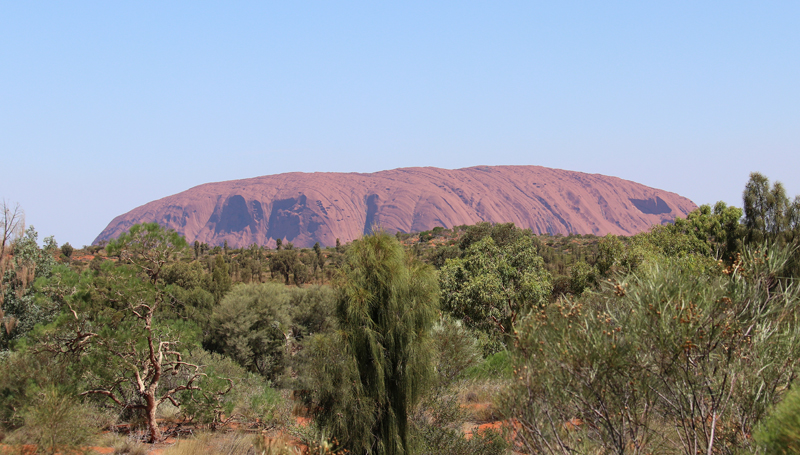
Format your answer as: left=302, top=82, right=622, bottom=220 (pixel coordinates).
left=144, top=332, right=164, bottom=443
left=145, top=394, right=162, bottom=443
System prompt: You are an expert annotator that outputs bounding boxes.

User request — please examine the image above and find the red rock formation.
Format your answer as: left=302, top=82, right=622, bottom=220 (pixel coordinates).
left=93, top=165, right=697, bottom=248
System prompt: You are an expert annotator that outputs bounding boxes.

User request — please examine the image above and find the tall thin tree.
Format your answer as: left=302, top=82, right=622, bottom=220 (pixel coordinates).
left=329, top=232, right=438, bottom=455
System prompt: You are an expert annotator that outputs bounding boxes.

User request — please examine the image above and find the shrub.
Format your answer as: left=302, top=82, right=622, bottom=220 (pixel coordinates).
left=754, top=387, right=800, bottom=454
left=430, top=315, right=482, bottom=386
left=175, top=349, right=286, bottom=428
left=0, top=347, right=84, bottom=431
left=463, top=350, right=513, bottom=381
left=112, top=436, right=150, bottom=455
left=6, top=387, right=100, bottom=455
left=505, top=244, right=800, bottom=454
left=205, top=283, right=336, bottom=382
left=410, top=387, right=507, bottom=455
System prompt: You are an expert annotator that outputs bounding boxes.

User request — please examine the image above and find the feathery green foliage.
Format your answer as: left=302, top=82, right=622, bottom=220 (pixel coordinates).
left=317, top=231, right=439, bottom=455
left=106, top=222, right=187, bottom=284
left=6, top=387, right=101, bottom=455
left=753, top=387, right=800, bottom=454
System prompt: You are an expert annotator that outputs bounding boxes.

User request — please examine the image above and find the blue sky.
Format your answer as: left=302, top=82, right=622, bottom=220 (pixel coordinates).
left=2, top=2, right=798, bottom=247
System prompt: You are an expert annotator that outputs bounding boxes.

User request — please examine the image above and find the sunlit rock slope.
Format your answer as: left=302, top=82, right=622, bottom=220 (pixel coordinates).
left=94, top=165, right=697, bottom=248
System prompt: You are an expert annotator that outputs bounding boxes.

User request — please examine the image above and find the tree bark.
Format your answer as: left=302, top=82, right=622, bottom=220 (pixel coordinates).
left=146, top=394, right=162, bottom=443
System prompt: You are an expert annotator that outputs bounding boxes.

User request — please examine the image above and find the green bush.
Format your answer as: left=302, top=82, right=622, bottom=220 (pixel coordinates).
left=430, top=315, right=482, bottom=386
left=440, top=234, right=551, bottom=345
left=505, top=244, right=800, bottom=454
left=6, top=387, right=100, bottom=455
left=754, top=387, right=800, bottom=454
left=463, top=350, right=513, bottom=381
left=307, top=232, right=439, bottom=455
left=175, top=349, right=286, bottom=428
left=0, top=347, right=85, bottom=431
left=205, top=282, right=294, bottom=380
left=411, top=387, right=507, bottom=455
left=205, top=282, right=336, bottom=382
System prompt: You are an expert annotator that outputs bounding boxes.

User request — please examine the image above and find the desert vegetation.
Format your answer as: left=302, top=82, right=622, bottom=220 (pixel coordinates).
left=1, top=171, right=800, bottom=454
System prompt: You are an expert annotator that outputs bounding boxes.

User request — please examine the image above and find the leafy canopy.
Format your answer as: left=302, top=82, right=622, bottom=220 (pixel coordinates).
left=440, top=234, right=551, bottom=342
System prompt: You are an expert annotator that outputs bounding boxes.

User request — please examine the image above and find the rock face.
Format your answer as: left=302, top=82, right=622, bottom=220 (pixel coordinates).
left=94, top=165, right=697, bottom=248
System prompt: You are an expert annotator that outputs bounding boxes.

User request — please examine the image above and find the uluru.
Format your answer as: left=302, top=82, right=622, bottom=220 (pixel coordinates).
left=94, top=165, right=697, bottom=248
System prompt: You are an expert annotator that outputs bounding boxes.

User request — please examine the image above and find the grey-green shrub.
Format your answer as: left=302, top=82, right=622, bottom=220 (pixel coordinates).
left=505, top=243, right=800, bottom=455
left=7, top=387, right=100, bottom=455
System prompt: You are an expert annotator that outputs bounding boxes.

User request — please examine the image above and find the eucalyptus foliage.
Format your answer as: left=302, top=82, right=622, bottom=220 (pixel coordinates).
left=440, top=235, right=551, bottom=344
left=205, top=282, right=336, bottom=382
left=0, top=227, right=59, bottom=347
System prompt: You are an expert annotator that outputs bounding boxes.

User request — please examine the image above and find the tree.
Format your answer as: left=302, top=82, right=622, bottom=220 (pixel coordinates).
left=440, top=235, right=551, bottom=344
left=669, top=202, right=743, bottom=262
left=106, top=222, right=187, bottom=284
left=316, top=232, right=439, bottom=455
left=744, top=172, right=795, bottom=245
left=568, top=260, right=597, bottom=296
left=1, top=224, right=59, bottom=347
left=60, top=243, right=74, bottom=263
left=742, top=173, right=800, bottom=277
left=313, top=242, right=324, bottom=281
left=1, top=200, right=25, bottom=336
left=593, top=234, right=622, bottom=276
left=457, top=221, right=528, bottom=251
left=1, top=200, right=24, bottom=265
left=270, top=249, right=295, bottom=285
left=270, top=248, right=310, bottom=286
left=42, top=223, right=224, bottom=442
left=160, top=261, right=214, bottom=327
left=209, top=254, right=231, bottom=303
left=789, top=195, right=800, bottom=245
